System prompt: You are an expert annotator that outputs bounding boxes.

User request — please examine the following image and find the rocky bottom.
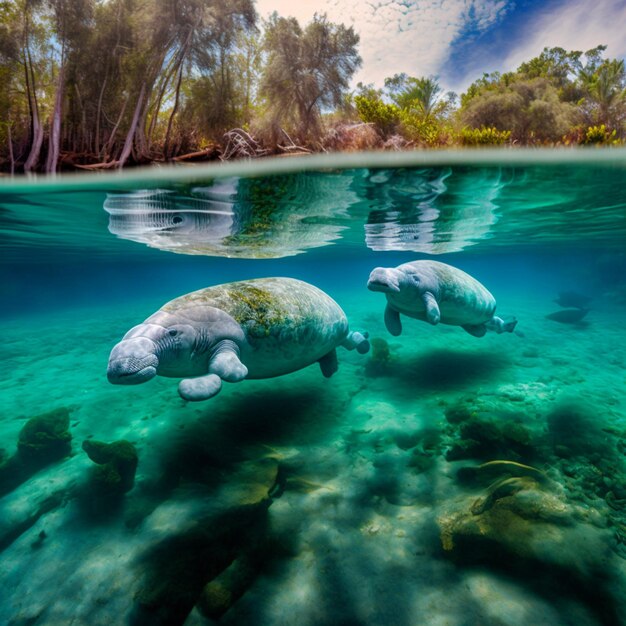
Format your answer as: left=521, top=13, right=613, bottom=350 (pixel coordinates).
left=0, top=294, right=625, bottom=625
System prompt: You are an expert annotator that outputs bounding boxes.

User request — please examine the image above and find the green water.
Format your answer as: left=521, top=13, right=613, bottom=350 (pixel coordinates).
left=1, top=149, right=626, bottom=625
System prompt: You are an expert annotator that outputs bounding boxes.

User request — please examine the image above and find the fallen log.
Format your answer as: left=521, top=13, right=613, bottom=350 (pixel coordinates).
left=73, top=160, right=120, bottom=170
left=171, top=146, right=219, bottom=162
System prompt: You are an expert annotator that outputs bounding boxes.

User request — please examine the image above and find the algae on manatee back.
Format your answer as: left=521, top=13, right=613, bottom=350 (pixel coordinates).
left=222, top=283, right=291, bottom=337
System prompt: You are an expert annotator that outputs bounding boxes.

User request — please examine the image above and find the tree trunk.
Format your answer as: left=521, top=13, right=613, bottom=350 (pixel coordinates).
left=7, top=116, right=15, bottom=175
left=104, top=94, right=129, bottom=159
left=46, top=63, right=65, bottom=173
left=163, top=61, right=184, bottom=158
left=118, top=83, right=146, bottom=168
left=95, top=76, right=107, bottom=155
left=24, top=48, right=43, bottom=172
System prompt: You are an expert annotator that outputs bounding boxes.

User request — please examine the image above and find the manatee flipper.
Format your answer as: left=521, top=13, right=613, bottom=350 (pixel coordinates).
left=486, top=316, right=518, bottom=334
left=384, top=304, right=402, bottom=336
left=318, top=349, right=338, bottom=378
left=462, top=323, right=488, bottom=338
left=422, top=292, right=440, bottom=325
left=208, top=341, right=248, bottom=382
left=179, top=374, right=223, bottom=401
left=342, top=330, right=370, bottom=354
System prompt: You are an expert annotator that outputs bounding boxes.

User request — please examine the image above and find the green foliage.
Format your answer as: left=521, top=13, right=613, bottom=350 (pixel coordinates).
left=354, top=95, right=399, bottom=135
left=459, top=78, right=578, bottom=144
left=385, top=73, right=443, bottom=117
left=259, top=12, right=361, bottom=142
left=398, top=110, right=450, bottom=146
left=517, top=46, right=584, bottom=88
left=459, top=126, right=511, bottom=146
left=582, top=124, right=618, bottom=145
left=1, top=2, right=626, bottom=169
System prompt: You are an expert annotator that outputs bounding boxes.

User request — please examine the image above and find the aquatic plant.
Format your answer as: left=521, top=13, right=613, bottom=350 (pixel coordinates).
left=444, top=404, right=534, bottom=462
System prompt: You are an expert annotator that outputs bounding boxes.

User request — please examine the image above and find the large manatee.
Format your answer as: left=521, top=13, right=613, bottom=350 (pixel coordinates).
left=107, top=277, right=369, bottom=401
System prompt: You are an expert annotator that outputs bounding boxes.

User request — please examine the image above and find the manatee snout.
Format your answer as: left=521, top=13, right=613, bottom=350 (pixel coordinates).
left=107, top=337, right=159, bottom=385
left=367, top=267, right=401, bottom=293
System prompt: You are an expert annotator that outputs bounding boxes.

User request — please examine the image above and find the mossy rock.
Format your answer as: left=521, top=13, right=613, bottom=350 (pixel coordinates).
left=17, top=407, right=72, bottom=466
left=435, top=477, right=622, bottom=626
left=82, top=439, right=138, bottom=494
left=446, top=415, right=534, bottom=462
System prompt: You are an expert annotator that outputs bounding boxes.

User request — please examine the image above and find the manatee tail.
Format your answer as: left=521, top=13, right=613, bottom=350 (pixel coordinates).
left=488, top=315, right=518, bottom=334
left=342, top=330, right=370, bottom=354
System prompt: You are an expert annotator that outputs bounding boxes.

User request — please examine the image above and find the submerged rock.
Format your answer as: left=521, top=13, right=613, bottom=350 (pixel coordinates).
left=1, top=407, right=73, bottom=497
left=438, top=477, right=623, bottom=624
left=17, top=407, right=72, bottom=466
left=134, top=456, right=280, bottom=624
left=82, top=439, right=138, bottom=495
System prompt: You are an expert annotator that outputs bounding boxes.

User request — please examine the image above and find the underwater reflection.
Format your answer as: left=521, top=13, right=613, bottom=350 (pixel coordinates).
left=103, top=168, right=507, bottom=258
left=360, top=167, right=504, bottom=253
left=103, top=174, right=353, bottom=258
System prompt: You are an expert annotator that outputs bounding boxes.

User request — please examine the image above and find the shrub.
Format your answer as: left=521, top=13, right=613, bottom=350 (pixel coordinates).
left=354, top=95, right=400, bottom=136
left=459, top=126, right=511, bottom=146
left=582, top=124, right=618, bottom=145
left=398, top=111, right=453, bottom=146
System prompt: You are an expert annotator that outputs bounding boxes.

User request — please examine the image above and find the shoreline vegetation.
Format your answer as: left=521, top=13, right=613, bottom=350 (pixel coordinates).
left=1, top=1, right=625, bottom=174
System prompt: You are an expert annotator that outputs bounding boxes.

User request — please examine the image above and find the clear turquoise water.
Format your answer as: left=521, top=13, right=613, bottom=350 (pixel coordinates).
left=1, top=150, right=626, bottom=625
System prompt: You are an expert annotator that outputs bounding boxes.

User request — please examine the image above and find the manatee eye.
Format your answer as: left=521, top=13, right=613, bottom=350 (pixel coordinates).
left=168, top=328, right=178, bottom=336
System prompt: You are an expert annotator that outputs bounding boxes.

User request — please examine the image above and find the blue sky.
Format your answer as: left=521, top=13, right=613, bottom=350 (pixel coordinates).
left=255, top=0, right=626, bottom=93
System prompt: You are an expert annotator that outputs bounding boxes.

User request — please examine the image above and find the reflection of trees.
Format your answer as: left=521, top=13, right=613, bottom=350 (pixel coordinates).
left=359, top=168, right=505, bottom=254
left=103, top=173, right=357, bottom=258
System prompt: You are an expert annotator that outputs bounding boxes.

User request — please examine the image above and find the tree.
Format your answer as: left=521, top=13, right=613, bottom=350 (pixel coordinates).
left=517, top=46, right=583, bottom=89
left=384, top=74, right=446, bottom=118
left=45, top=0, right=94, bottom=172
left=260, top=13, right=360, bottom=142
left=460, top=78, right=578, bottom=144
left=581, top=58, right=626, bottom=131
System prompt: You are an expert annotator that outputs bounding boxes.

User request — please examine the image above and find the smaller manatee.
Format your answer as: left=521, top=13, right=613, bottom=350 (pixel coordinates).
left=367, top=260, right=517, bottom=338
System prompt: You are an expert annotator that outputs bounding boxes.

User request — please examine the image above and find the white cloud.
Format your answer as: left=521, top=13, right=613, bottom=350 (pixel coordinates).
left=255, top=0, right=511, bottom=87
